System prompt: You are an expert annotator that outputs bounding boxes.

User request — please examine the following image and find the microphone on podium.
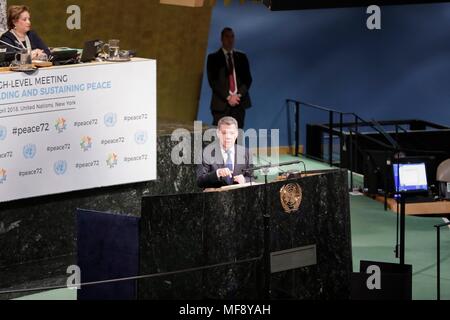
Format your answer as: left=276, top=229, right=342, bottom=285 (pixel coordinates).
left=241, top=158, right=308, bottom=182
left=258, top=156, right=284, bottom=175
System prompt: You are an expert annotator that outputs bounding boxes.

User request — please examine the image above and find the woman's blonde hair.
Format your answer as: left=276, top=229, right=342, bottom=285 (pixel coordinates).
left=7, top=5, right=30, bottom=30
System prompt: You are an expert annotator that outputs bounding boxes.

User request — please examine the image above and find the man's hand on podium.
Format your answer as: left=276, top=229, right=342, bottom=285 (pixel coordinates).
left=216, top=169, right=246, bottom=185
left=233, top=175, right=246, bottom=185
left=217, top=168, right=233, bottom=179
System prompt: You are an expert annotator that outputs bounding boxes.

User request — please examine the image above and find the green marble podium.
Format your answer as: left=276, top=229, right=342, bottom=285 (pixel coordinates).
left=139, top=169, right=352, bottom=299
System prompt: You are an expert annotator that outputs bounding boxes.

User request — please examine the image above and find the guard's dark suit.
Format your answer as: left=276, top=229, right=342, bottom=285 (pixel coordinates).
left=206, top=49, right=253, bottom=129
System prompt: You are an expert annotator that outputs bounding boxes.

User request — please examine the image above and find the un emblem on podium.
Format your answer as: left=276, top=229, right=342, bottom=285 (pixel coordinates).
left=280, top=183, right=302, bottom=214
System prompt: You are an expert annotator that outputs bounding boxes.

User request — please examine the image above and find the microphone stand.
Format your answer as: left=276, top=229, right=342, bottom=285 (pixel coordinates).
left=242, top=160, right=305, bottom=299
left=395, top=190, right=407, bottom=266
left=370, top=119, right=407, bottom=264
left=0, top=39, right=23, bottom=52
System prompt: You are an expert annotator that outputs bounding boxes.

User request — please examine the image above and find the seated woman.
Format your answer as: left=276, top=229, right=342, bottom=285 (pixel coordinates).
left=0, top=5, right=51, bottom=59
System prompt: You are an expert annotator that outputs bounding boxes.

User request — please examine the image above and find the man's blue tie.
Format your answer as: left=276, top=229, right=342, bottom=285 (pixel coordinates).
left=225, top=149, right=233, bottom=185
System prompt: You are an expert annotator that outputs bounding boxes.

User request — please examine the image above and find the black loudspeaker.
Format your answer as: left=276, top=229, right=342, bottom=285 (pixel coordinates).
left=351, top=261, right=412, bottom=300
left=363, top=150, right=393, bottom=195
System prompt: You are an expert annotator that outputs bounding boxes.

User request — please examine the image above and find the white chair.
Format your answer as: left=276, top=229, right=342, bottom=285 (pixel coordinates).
left=436, top=159, right=450, bottom=199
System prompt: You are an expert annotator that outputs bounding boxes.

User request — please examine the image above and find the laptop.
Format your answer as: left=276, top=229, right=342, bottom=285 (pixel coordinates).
left=392, top=162, right=435, bottom=203
left=80, top=40, right=101, bottom=63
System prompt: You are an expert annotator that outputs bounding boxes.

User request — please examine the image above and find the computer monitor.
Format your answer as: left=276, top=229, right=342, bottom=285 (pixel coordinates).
left=392, top=162, right=428, bottom=193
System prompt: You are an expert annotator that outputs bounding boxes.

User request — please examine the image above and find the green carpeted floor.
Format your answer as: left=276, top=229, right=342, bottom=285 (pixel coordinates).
left=350, top=194, right=450, bottom=300
left=15, top=289, right=77, bottom=301
left=13, top=154, right=450, bottom=300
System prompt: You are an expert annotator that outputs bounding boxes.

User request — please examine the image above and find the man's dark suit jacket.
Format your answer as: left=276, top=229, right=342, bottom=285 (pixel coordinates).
left=0, top=30, right=51, bottom=56
left=197, top=144, right=254, bottom=189
left=207, top=49, right=252, bottom=112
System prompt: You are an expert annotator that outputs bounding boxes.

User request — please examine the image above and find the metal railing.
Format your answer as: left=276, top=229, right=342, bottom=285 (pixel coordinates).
left=286, top=99, right=402, bottom=191
left=286, top=99, right=449, bottom=193
left=0, top=255, right=264, bottom=298
left=287, top=99, right=347, bottom=166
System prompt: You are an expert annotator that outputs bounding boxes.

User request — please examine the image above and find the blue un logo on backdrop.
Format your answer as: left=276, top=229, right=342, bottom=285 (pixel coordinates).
left=23, top=144, right=37, bottom=159
left=0, top=126, right=7, bottom=141
left=104, top=113, right=117, bottom=127
left=54, top=160, right=68, bottom=176
left=135, top=131, right=148, bottom=145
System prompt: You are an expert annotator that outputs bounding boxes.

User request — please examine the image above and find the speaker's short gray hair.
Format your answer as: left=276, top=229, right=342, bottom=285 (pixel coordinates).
left=217, top=116, right=238, bottom=130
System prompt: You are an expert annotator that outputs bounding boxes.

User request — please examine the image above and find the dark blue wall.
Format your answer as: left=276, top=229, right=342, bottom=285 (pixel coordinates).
left=197, top=2, right=450, bottom=146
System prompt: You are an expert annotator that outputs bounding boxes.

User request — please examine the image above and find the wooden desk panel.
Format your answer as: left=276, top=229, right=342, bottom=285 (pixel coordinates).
left=375, top=195, right=450, bottom=216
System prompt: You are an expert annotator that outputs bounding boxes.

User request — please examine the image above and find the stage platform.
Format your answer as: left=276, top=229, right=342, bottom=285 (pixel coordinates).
left=0, top=120, right=347, bottom=300
left=4, top=157, right=450, bottom=300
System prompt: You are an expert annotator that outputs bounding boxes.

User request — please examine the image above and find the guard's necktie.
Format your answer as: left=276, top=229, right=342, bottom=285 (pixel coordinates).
left=227, top=52, right=236, bottom=94
left=225, top=149, right=234, bottom=185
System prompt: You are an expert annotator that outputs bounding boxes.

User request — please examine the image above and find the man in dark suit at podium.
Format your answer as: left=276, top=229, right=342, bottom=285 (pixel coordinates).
left=197, top=116, right=254, bottom=189
left=207, top=27, right=253, bottom=129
